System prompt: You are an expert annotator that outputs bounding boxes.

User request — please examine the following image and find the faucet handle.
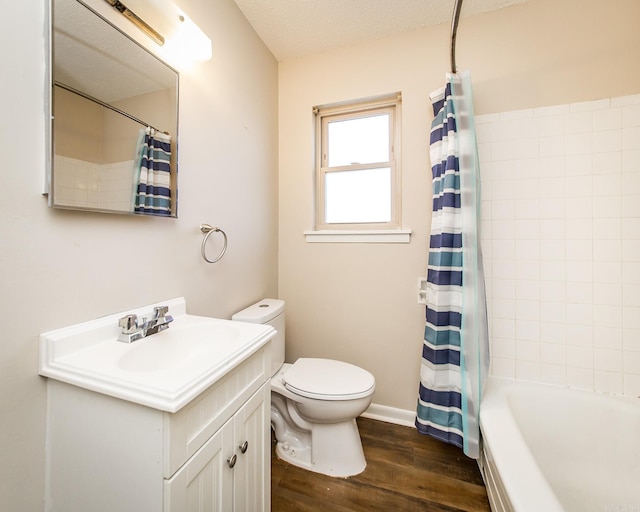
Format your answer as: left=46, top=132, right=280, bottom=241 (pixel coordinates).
left=153, top=306, right=169, bottom=319
left=118, top=314, right=138, bottom=333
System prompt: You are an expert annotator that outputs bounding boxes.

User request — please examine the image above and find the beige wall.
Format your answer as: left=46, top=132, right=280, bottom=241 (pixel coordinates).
left=111, top=87, right=177, bottom=163
left=56, top=87, right=176, bottom=163
left=278, top=0, right=640, bottom=413
left=1, top=0, right=277, bottom=510
left=54, top=87, right=103, bottom=162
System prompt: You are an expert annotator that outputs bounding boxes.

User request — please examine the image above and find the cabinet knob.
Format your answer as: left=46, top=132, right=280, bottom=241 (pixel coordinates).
left=227, top=454, right=237, bottom=468
left=239, top=440, right=249, bottom=454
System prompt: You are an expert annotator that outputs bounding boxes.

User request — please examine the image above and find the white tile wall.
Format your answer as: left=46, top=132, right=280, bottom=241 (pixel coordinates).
left=54, top=156, right=135, bottom=211
left=477, top=93, right=640, bottom=398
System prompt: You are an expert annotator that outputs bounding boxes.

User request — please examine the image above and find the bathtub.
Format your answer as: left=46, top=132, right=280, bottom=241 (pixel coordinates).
left=479, top=377, right=640, bottom=512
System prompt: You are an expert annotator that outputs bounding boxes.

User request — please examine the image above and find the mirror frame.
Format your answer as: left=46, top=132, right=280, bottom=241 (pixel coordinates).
left=46, top=0, right=180, bottom=217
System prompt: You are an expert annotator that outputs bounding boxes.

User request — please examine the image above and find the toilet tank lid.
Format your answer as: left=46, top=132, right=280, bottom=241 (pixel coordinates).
left=231, top=298, right=284, bottom=323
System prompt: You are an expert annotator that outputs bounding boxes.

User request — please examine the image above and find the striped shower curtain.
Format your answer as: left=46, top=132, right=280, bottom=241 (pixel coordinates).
left=134, top=127, right=172, bottom=216
left=416, top=71, right=489, bottom=459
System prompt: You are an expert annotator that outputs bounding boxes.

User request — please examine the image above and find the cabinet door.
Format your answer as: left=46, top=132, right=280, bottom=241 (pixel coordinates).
left=164, top=419, right=234, bottom=512
left=233, top=383, right=271, bottom=512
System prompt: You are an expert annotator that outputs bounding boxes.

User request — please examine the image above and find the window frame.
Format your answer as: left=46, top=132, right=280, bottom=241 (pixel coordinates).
left=313, top=93, right=402, bottom=232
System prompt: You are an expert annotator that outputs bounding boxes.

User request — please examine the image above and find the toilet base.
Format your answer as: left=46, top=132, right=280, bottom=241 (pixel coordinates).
left=274, top=418, right=366, bottom=478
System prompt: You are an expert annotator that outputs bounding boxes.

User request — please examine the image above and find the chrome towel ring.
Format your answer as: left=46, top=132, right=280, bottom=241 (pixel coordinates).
left=200, top=224, right=228, bottom=263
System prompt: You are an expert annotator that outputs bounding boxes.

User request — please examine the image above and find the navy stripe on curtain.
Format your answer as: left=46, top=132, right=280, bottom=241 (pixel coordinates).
left=430, top=233, right=462, bottom=249
left=421, top=343, right=461, bottom=366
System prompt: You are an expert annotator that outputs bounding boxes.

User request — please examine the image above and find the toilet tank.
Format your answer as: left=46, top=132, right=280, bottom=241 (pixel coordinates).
left=231, top=298, right=285, bottom=376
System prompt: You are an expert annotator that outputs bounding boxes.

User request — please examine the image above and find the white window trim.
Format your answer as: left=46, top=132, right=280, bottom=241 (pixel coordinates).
left=304, top=229, right=412, bottom=243
left=311, top=92, right=404, bottom=240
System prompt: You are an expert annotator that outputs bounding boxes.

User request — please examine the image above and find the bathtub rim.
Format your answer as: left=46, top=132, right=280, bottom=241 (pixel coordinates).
left=480, top=376, right=564, bottom=512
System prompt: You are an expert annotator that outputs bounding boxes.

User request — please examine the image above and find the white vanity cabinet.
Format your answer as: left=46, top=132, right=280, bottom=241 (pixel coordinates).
left=45, top=344, right=271, bottom=512
left=164, top=383, right=270, bottom=511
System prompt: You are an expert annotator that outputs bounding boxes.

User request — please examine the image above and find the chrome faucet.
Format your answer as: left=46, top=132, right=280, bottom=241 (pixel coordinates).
left=117, top=306, right=174, bottom=343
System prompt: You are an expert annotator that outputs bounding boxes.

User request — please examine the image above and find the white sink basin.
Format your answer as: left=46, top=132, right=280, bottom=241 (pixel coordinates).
left=117, top=322, right=243, bottom=372
left=39, top=298, right=275, bottom=412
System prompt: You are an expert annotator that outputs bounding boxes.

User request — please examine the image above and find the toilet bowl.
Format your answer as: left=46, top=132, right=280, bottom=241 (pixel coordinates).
left=232, top=299, right=375, bottom=477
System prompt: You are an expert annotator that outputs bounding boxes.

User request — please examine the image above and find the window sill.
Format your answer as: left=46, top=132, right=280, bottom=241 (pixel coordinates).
left=304, top=229, right=412, bottom=243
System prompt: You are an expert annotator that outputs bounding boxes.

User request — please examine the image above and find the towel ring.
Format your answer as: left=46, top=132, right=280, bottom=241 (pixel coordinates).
left=200, top=224, right=228, bottom=263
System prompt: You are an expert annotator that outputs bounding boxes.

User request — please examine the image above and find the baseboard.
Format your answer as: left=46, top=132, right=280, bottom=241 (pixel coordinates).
left=361, top=402, right=416, bottom=428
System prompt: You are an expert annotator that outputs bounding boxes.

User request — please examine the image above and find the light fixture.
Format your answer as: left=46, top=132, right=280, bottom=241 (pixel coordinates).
left=103, top=0, right=212, bottom=66
left=104, top=0, right=164, bottom=46
left=160, top=10, right=212, bottom=64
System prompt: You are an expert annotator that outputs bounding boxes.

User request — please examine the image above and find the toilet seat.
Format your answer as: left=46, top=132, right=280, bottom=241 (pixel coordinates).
left=282, top=358, right=375, bottom=400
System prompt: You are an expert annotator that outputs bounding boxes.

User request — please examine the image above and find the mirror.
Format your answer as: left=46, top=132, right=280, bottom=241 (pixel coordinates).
left=49, top=0, right=179, bottom=217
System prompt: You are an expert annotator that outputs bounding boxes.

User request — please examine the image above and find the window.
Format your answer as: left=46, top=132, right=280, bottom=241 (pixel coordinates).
left=312, top=93, right=403, bottom=237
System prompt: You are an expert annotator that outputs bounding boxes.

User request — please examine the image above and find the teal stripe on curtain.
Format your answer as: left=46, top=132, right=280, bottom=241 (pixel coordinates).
left=424, top=325, right=461, bottom=347
left=428, top=251, right=463, bottom=268
left=416, top=402, right=463, bottom=431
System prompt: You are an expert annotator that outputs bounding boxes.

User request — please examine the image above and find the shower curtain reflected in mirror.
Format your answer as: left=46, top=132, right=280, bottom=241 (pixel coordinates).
left=133, top=127, right=173, bottom=216
left=416, top=71, right=489, bottom=459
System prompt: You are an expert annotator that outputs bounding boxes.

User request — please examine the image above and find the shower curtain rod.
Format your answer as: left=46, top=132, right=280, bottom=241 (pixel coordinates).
left=53, top=81, right=168, bottom=135
left=450, top=0, right=464, bottom=73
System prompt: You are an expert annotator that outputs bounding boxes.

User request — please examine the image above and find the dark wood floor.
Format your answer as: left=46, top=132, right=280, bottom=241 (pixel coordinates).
left=271, top=417, right=491, bottom=511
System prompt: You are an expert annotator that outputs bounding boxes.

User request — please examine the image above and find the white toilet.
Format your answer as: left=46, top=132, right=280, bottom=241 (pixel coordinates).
left=232, top=298, right=375, bottom=477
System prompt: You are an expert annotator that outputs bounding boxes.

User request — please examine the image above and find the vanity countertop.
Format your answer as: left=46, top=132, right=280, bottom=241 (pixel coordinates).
left=39, top=297, right=275, bottom=412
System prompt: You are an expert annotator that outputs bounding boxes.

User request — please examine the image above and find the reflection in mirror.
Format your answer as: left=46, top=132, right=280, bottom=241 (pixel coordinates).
left=50, top=0, right=179, bottom=217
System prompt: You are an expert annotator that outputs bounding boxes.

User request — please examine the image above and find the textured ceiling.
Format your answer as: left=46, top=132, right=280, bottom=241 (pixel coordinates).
left=233, top=0, right=530, bottom=60
left=54, top=0, right=176, bottom=103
